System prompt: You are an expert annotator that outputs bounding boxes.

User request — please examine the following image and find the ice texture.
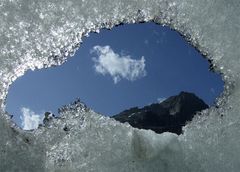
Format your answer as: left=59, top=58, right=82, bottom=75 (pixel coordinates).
left=0, top=0, right=239, bottom=171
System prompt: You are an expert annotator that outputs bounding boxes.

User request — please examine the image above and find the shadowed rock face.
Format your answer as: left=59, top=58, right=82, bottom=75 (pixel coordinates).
left=112, top=92, right=209, bottom=135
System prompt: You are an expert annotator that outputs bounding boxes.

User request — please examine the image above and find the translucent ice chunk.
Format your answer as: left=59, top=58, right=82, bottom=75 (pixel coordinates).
left=0, top=0, right=239, bottom=171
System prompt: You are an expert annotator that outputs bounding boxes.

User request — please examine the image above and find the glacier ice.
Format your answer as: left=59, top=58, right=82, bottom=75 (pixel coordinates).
left=0, top=0, right=239, bottom=171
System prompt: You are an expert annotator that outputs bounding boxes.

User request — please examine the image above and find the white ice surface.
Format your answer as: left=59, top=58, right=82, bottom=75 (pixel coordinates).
left=0, top=0, right=239, bottom=171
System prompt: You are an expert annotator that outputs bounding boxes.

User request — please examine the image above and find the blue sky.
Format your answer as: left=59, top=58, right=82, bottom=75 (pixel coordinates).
left=6, top=22, right=224, bottom=129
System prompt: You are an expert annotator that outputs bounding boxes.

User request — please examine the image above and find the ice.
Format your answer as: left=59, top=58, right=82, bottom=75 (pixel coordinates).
left=0, top=0, right=239, bottom=171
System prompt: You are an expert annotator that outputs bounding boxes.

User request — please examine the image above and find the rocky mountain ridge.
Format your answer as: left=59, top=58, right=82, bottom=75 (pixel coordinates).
left=112, top=91, right=209, bottom=134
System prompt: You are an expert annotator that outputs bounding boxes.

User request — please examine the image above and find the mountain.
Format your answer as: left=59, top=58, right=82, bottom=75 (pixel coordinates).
left=111, top=91, right=209, bottom=135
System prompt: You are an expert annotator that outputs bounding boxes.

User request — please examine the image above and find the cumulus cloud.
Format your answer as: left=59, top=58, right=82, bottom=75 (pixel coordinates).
left=20, top=107, right=42, bottom=130
left=91, top=45, right=147, bottom=84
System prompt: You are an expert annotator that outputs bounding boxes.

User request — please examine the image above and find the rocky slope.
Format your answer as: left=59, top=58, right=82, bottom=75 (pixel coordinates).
left=112, top=92, right=209, bottom=134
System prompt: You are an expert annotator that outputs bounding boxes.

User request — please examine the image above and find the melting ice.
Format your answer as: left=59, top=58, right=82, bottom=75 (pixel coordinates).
left=0, top=0, right=239, bottom=172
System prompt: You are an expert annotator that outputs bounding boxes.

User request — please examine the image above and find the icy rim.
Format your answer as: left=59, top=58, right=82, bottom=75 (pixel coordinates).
left=0, top=0, right=240, bottom=171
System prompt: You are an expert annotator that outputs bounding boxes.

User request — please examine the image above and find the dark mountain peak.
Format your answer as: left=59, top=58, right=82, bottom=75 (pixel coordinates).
left=160, top=91, right=208, bottom=115
left=179, top=91, right=195, bottom=96
left=112, top=92, right=208, bottom=135
left=162, top=91, right=206, bottom=105
left=178, top=91, right=206, bottom=105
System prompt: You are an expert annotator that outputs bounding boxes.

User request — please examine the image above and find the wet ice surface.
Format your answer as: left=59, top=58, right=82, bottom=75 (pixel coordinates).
left=0, top=0, right=239, bottom=171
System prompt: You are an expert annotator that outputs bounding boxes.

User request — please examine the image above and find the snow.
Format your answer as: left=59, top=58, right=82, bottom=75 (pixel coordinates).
left=0, top=0, right=239, bottom=171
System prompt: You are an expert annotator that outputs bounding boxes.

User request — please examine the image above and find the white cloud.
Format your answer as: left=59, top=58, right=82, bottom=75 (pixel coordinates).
left=20, top=107, right=42, bottom=130
left=91, top=45, right=147, bottom=84
left=157, top=97, right=166, bottom=103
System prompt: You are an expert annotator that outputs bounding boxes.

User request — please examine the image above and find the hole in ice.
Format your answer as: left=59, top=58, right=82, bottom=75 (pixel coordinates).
left=5, top=22, right=224, bottom=133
